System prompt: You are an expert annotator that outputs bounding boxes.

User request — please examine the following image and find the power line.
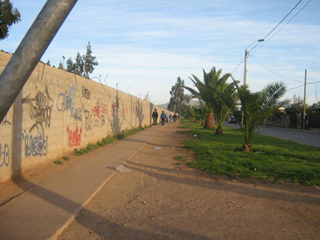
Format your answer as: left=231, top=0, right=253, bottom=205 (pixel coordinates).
left=233, top=0, right=313, bottom=82
left=287, top=84, right=304, bottom=91
left=252, top=0, right=312, bottom=55
left=248, top=0, right=303, bottom=53
left=232, top=57, right=245, bottom=75
left=264, top=0, right=302, bottom=40
left=287, top=81, right=320, bottom=92
left=250, top=56, right=302, bottom=82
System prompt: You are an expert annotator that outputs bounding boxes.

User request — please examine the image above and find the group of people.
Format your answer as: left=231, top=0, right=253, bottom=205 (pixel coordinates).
left=152, top=109, right=177, bottom=126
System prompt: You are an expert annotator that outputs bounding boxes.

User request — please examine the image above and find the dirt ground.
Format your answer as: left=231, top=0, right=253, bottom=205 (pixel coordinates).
left=1, top=122, right=320, bottom=239
left=55, top=122, right=320, bottom=240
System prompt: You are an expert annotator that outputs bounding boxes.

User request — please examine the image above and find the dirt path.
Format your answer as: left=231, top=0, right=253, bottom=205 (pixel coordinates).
left=55, top=122, right=320, bottom=240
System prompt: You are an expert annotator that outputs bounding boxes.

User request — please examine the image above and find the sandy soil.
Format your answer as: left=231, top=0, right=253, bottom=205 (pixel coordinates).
left=1, top=122, right=319, bottom=240
left=56, top=122, right=320, bottom=240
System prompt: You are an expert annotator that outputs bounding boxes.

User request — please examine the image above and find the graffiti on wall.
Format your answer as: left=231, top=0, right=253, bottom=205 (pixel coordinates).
left=82, top=86, right=91, bottom=99
left=0, top=115, right=11, bottom=125
left=67, top=125, right=82, bottom=147
left=21, top=130, right=48, bottom=157
left=21, top=86, right=52, bottom=158
left=109, top=91, right=122, bottom=135
left=0, top=143, right=10, bottom=167
left=84, top=109, right=92, bottom=131
left=71, top=107, right=82, bottom=122
left=57, top=85, right=82, bottom=122
left=57, top=86, right=76, bottom=112
left=122, top=103, right=129, bottom=119
left=22, top=85, right=53, bottom=135
left=84, top=108, right=106, bottom=131
left=92, top=101, right=108, bottom=119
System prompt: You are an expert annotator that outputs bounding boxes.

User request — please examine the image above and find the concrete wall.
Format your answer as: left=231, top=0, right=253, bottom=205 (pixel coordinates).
left=0, top=51, right=170, bottom=182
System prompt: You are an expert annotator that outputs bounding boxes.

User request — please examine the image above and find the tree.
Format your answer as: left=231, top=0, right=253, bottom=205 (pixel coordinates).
left=184, top=67, right=231, bottom=130
left=74, top=52, right=84, bottom=76
left=83, top=42, right=98, bottom=79
left=184, top=101, right=207, bottom=125
left=63, top=42, right=98, bottom=78
left=168, top=77, right=188, bottom=115
left=0, top=0, right=21, bottom=40
left=58, top=62, right=63, bottom=70
left=226, top=78, right=289, bottom=152
left=205, top=67, right=232, bottom=134
left=66, top=57, right=75, bottom=73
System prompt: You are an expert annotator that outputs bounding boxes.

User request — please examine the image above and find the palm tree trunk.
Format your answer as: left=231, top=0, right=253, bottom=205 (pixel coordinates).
left=204, top=112, right=215, bottom=129
left=242, top=142, right=253, bottom=152
left=215, top=126, right=223, bottom=134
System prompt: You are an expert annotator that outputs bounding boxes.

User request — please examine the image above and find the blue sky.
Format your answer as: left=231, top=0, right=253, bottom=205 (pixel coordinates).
left=1, top=0, right=320, bottom=105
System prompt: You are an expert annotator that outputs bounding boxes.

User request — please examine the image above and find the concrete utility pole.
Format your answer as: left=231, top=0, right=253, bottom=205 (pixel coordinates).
left=0, top=0, right=78, bottom=123
left=243, top=39, right=264, bottom=86
left=303, top=69, right=307, bottom=130
left=243, top=49, right=248, bottom=86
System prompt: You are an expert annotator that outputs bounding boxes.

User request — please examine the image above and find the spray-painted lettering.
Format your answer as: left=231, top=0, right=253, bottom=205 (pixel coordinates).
left=71, top=107, right=82, bottom=122
left=0, top=143, right=10, bottom=167
left=67, top=125, right=82, bottom=147
left=101, top=103, right=108, bottom=115
left=82, top=86, right=91, bottom=99
left=22, top=130, right=48, bottom=157
left=57, top=86, right=76, bottom=112
left=93, top=105, right=101, bottom=119
left=84, top=109, right=92, bottom=131
left=22, top=86, right=53, bottom=134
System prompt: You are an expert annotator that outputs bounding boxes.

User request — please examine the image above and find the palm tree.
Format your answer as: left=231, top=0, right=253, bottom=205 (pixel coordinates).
left=226, top=78, right=289, bottom=151
left=184, top=67, right=231, bottom=133
left=184, top=70, right=214, bottom=129
left=207, top=69, right=233, bottom=134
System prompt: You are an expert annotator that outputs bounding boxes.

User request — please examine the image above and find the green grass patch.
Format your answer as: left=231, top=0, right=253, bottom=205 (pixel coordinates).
left=174, top=155, right=187, bottom=162
left=73, top=126, right=145, bottom=156
left=181, top=119, right=320, bottom=186
left=62, top=156, right=69, bottom=161
left=54, top=160, right=64, bottom=165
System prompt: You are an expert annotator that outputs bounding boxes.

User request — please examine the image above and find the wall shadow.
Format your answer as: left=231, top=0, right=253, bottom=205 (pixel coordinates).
left=2, top=176, right=212, bottom=240
left=109, top=89, right=122, bottom=136
left=124, top=161, right=320, bottom=206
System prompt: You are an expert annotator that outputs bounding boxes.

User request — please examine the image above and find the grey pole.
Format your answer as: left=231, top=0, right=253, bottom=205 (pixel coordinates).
left=303, top=69, right=307, bottom=130
left=243, top=49, right=248, bottom=86
left=0, top=0, right=78, bottom=122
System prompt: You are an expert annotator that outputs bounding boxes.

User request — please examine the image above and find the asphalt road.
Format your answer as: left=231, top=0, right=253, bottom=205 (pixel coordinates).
left=224, top=122, right=320, bottom=148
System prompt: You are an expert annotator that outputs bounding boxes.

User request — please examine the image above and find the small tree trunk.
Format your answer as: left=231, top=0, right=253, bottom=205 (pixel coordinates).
left=204, top=113, right=215, bottom=129
left=215, top=126, right=223, bottom=135
left=242, top=142, right=253, bottom=152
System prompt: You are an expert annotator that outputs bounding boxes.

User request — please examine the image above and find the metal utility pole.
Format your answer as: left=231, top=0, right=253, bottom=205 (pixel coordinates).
left=244, top=49, right=248, bottom=86
left=303, top=69, right=307, bottom=130
left=0, top=0, right=78, bottom=123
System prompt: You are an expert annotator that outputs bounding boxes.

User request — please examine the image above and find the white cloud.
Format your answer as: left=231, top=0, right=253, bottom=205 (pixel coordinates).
left=1, top=0, right=320, bottom=105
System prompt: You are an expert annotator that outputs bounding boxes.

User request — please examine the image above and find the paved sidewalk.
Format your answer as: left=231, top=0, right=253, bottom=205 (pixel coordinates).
left=0, top=124, right=167, bottom=240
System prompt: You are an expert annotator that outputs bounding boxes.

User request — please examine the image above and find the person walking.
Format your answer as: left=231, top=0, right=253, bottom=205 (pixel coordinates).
left=160, top=111, right=167, bottom=126
left=152, top=109, right=158, bottom=125
left=173, top=113, right=177, bottom=122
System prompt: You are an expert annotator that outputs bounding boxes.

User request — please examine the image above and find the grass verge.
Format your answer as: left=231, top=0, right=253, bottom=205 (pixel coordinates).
left=181, top=119, right=320, bottom=186
left=74, top=126, right=146, bottom=156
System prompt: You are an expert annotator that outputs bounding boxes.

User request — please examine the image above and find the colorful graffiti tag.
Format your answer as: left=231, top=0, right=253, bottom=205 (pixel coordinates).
left=21, top=130, right=48, bottom=157
left=66, top=125, right=82, bottom=147
left=21, top=86, right=53, bottom=134
left=0, top=143, right=10, bottom=167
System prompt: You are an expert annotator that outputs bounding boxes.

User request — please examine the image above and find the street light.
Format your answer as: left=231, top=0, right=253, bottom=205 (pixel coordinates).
left=243, top=39, right=264, bottom=86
